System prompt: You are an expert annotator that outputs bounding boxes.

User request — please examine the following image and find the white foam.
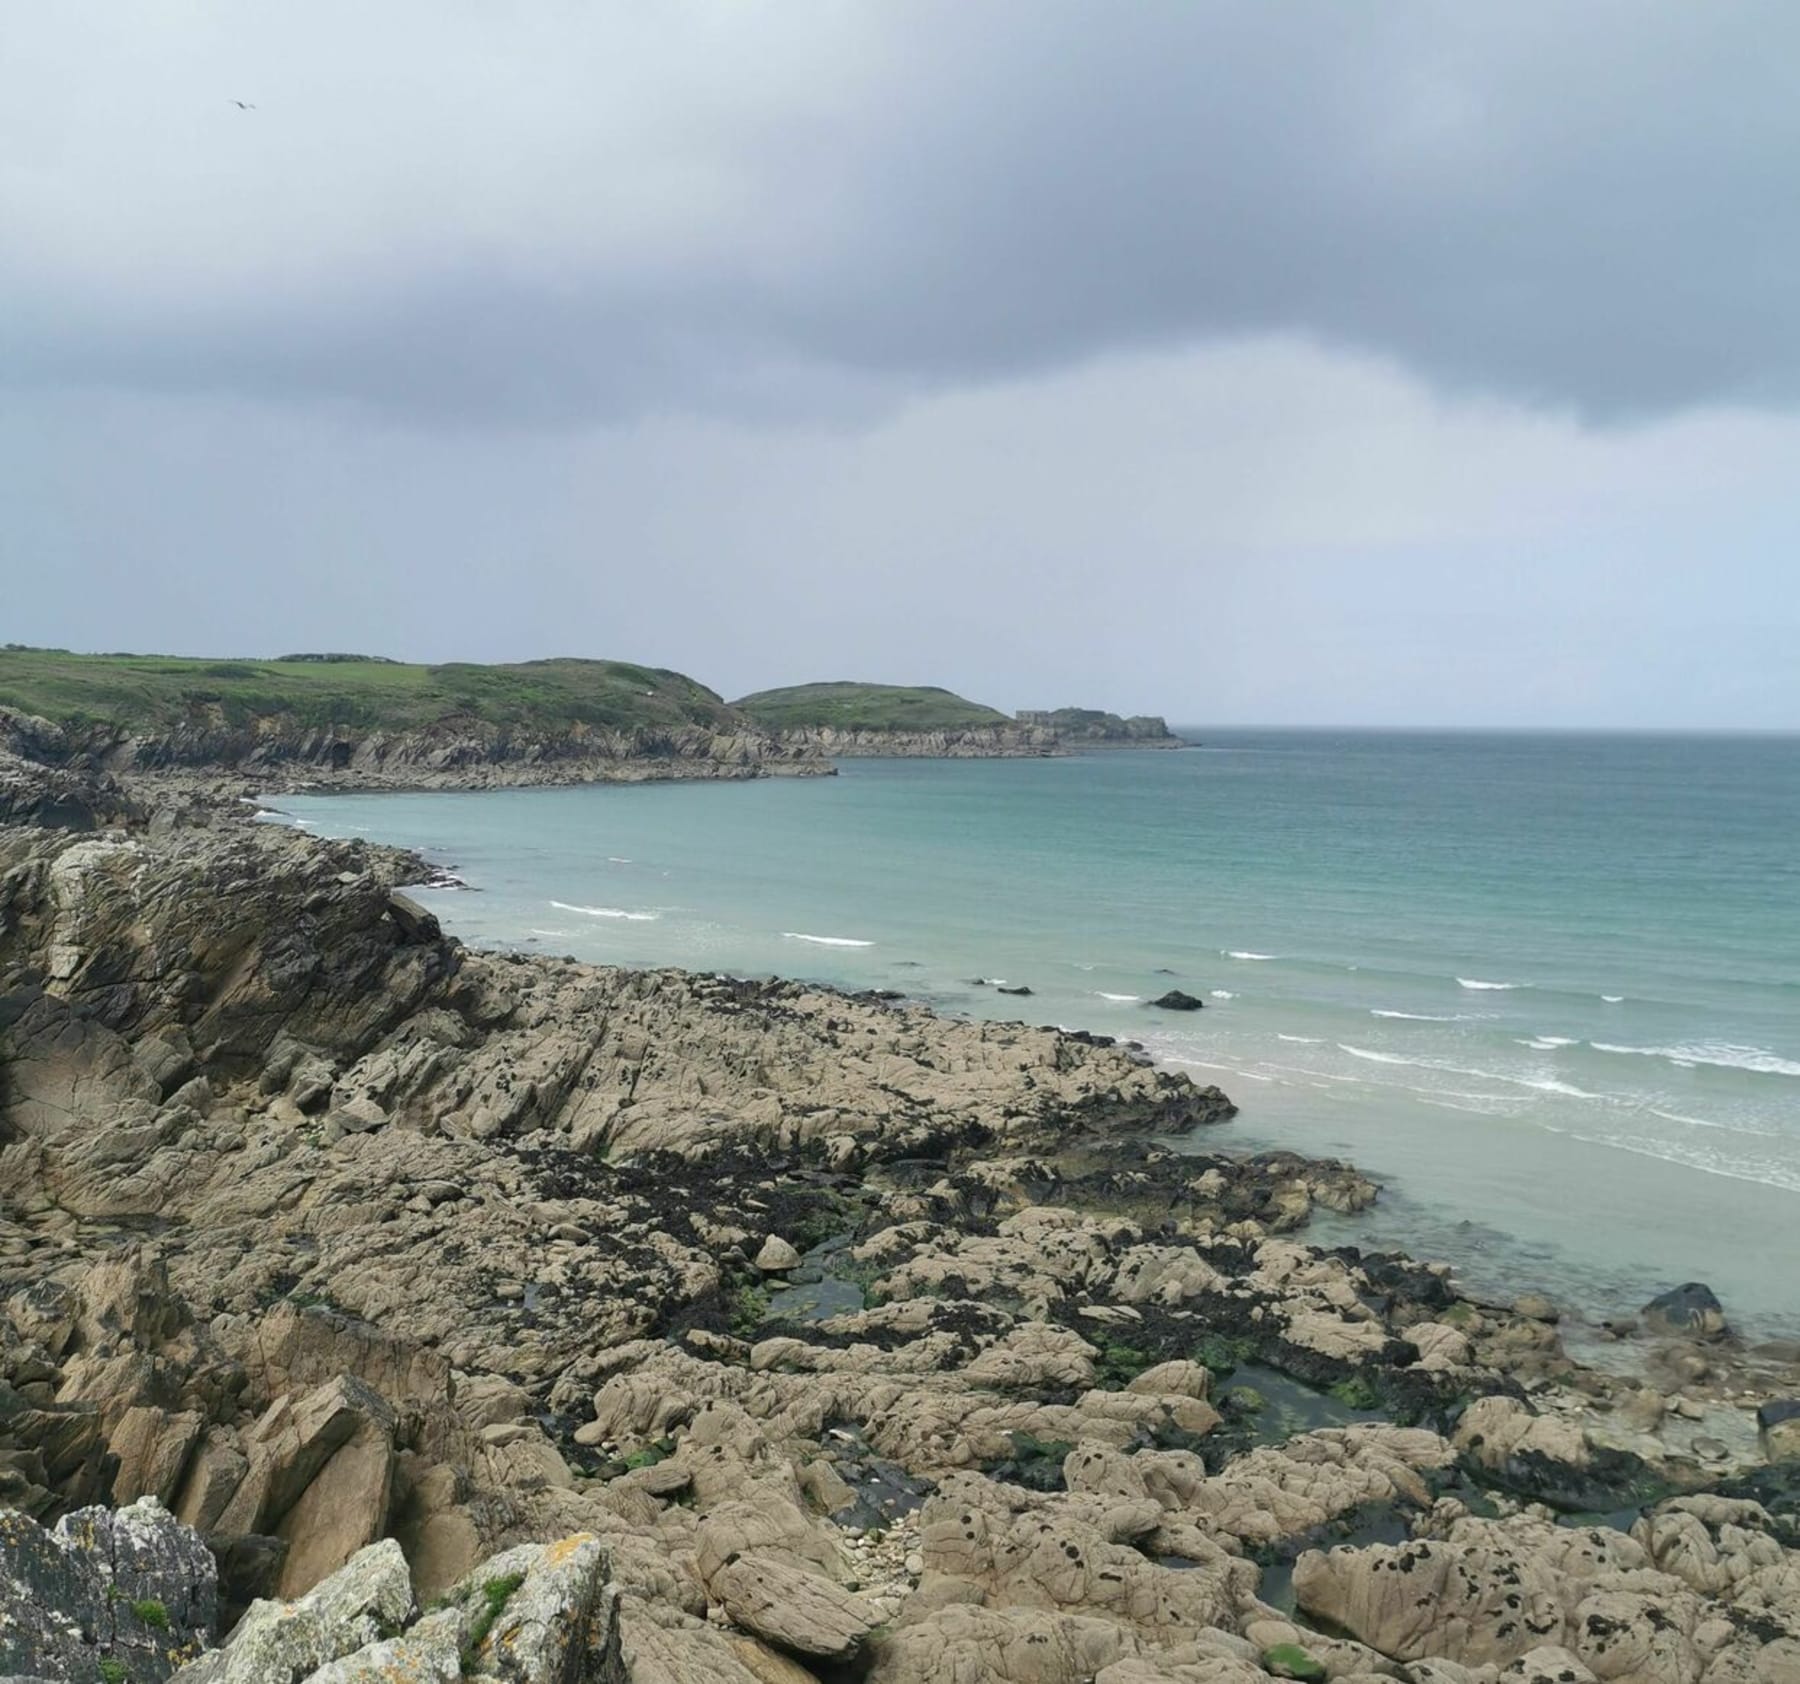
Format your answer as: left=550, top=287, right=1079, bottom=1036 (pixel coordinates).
left=1371, top=1009, right=1462, bottom=1022
left=1225, top=950, right=1276, bottom=961
left=1601, top=995, right=1625, bottom=1004
left=783, top=931, right=875, bottom=948
left=1209, top=990, right=1236, bottom=1000
left=1518, top=1077, right=1606, bottom=1099
left=1278, top=1033, right=1323, bottom=1044
left=551, top=901, right=660, bottom=921
left=1337, top=1044, right=1608, bottom=1102
left=607, top=856, right=633, bottom=864
left=1339, top=1044, right=1420, bottom=1066
left=528, top=928, right=573, bottom=938
left=1096, top=992, right=1141, bottom=1002
left=1458, top=977, right=1520, bottom=991
left=1590, top=1041, right=1800, bottom=1079
left=1517, top=1036, right=1578, bottom=1051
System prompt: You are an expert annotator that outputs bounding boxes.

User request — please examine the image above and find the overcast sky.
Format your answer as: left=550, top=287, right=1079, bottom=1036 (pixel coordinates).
left=3, top=2, right=1797, bottom=727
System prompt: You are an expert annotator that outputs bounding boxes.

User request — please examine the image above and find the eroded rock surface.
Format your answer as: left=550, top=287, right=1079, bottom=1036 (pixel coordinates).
left=2, top=759, right=1798, bottom=1683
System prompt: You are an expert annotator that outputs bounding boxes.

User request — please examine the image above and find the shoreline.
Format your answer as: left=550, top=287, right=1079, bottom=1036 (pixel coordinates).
left=2, top=756, right=1797, bottom=1682
left=261, top=777, right=1800, bottom=1345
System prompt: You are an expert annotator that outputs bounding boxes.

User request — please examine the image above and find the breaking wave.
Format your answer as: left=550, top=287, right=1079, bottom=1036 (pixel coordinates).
left=1590, top=1041, right=1800, bottom=1079
left=550, top=901, right=660, bottom=921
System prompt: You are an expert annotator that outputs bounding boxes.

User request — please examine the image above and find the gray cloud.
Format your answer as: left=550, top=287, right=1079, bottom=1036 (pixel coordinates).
left=4, top=2, right=1798, bottom=425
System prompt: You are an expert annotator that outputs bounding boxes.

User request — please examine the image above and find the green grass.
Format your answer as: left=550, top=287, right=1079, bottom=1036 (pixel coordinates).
left=461, top=1571, right=526, bottom=1673
left=0, top=647, right=744, bottom=739
left=733, top=681, right=1010, bottom=732
left=129, top=1597, right=170, bottom=1629
left=99, top=1662, right=127, bottom=1684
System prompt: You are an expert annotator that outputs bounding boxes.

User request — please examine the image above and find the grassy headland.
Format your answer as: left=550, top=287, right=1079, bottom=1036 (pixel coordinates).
left=0, top=647, right=746, bottom=736
left=732, top=681, right=1011, bottom=732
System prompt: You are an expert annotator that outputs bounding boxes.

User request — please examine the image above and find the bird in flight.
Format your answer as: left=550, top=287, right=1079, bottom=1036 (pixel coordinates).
left=230, top=99, right=256, bottom=110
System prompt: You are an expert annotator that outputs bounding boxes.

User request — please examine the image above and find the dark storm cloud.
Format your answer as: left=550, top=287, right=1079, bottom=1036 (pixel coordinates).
left=3, top=1, right=1797, bottom=427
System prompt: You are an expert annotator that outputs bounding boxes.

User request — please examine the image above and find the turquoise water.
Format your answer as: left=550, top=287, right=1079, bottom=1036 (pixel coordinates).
left=275, top=732, right=1800, bottom=1335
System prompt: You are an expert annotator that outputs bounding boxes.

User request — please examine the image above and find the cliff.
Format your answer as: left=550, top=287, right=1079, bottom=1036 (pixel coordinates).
left=736, top=681, right=1185, bottom=757
left=0, top=649, right=829, bottom=787
left=1014, top=707, right=1184, bottom=746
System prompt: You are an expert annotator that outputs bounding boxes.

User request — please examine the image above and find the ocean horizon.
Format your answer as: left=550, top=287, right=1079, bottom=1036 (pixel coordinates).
left=274, top=728, right=1800, bottom=1339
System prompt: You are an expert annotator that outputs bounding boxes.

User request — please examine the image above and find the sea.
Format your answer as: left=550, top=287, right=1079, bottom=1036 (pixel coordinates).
left=272, top=731, right=1800, bottom=1339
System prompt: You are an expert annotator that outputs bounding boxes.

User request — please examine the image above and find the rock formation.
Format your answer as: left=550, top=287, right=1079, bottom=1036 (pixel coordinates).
left=1, top=748, right=1797, bottom=1683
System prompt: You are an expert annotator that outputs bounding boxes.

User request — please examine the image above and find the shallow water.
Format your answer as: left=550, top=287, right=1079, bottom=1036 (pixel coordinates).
left=275, top=729, right=1800, bottom=1336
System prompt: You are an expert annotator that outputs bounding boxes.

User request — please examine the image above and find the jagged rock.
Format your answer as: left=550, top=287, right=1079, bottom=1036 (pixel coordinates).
left=1148, top=991, right=1205, bottom=1011
left=171, top=1537, right=413, bottom=1684
left=211, top=1375, right=396, bottom=1598
left=0, top=1496, right=216, bottom=1683
left=447, top=1534, right=612, bottom=1682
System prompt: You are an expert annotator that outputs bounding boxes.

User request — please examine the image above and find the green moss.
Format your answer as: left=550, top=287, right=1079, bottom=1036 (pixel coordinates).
left=1094, top=1340, right=1152, bottom=1388
left=1263, top=1642, right=1328, bottom=1682
left=1441, top=1301, right=1476, bottom=1327
left=728, top=1284, right=770, bottom=1336
left=99, top=1662, right=127, bottom=1684
left=733, top=681, right=1010, bottom=733
left=1193, top=1333, right=1256, bottom=1376
left=129, top=1597, right=170, bottom=1629
left=622, top=1445, right=669, bottom=1471
left=461, top=1571, right=526, bottom=1673
left=1327, top=1374, right=1383, bottom=1411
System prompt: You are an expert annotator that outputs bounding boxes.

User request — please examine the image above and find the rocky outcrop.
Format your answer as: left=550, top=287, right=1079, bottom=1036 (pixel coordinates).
left=761, top=722, right=1065, bottom=758
left=0, top=1496, right=216, bottom=1682
left=3, top=761, right=1800, bottom=1684
left=762, top=711, right=1184, bottom=760
left=1013, top=709, right=1183, bottom=747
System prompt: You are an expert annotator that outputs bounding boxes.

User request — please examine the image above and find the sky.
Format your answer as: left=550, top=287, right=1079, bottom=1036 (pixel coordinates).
left=3, top=2, right=1798, bottom=728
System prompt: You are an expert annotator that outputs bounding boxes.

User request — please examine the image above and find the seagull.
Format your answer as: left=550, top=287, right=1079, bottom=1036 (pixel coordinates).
left=230, top=99, right=256, bottom=110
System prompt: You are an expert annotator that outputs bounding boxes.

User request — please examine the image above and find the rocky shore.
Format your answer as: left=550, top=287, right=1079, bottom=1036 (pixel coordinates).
left=754, top=715, right=1184, bottom=761
left=1, top=749, right=1796, bottom=1684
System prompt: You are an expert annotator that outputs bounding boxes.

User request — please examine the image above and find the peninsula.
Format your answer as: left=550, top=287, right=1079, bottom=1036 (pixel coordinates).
left=735, top=680, right=1185, bottom=757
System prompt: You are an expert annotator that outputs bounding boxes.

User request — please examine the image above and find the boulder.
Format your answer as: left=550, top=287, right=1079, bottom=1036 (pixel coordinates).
left=1759, top=1399, right=1800, bottom=1463
left=1148, top=991, right=1205, bottom=1011
left=1642, top=1282, right=1728, bottom=1340
left=706, top=1553, right=880, bottom=1661
left=753, top=1235, right=803, bottom=1274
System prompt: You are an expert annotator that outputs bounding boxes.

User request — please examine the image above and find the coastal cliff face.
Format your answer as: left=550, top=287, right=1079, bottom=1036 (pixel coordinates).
left=764, top=713, right=1183, bottom=759
left=1014, top=708, right=1184, bottom=747
left=766, top=721, right=1062, bottom=757
left=1, top=706, right=828, bottom=789
left=1, top=752, right=1798, bottom=1684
